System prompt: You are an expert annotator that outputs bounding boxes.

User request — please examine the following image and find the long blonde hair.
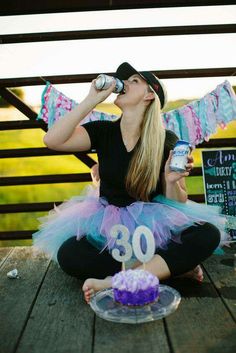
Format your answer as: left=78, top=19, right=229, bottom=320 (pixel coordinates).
left=125, top=90, right=166, bottom=201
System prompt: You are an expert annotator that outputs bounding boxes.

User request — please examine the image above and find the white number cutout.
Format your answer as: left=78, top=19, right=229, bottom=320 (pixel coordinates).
left=110, top=224, right=133, bottom=262
left=110, top=224, right=155, bottom=263
left=132, top=225, right=155, bottom=263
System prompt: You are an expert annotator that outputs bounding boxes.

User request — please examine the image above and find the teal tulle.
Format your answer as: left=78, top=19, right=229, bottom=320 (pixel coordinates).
left=153, top=194, right=234, bottom=236
left=32, top=185, right=233, bottom=264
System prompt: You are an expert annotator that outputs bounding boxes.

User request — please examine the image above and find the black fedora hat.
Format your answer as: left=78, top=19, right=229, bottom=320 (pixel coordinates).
left=115, top=62, right=167, bottom=109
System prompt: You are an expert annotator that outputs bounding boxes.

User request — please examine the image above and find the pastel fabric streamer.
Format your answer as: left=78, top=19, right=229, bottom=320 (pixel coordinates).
left=37, top=81, right=118, bottom=129
left=37, top=80, right=236, bottom=147
left=161, top=80, right=236, bottom=147
left=32, top=184, right=233, bottom=264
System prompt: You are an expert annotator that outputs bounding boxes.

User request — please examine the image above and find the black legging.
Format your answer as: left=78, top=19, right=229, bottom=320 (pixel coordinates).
left=57, top=222, right=221, bottom=281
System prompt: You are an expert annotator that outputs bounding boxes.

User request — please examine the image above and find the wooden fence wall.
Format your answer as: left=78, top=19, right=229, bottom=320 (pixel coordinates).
left=0, top=2, right=235, bottom=240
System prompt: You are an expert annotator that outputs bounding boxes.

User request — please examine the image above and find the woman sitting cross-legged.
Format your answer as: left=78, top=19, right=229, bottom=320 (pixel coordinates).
left=33, top=62, right=230, bottom=304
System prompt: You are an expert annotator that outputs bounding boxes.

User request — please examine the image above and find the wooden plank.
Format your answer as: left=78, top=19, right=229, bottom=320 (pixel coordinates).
left=197, top=138, right=236, bottom=148
left=0, top=147, right=94, bottom=158
left=0, top=88, right=37, bottom=120
left=202, top=244, right=236, bottom=321
left=0, top=231, right=36, bottom=240
left=94, top=316, right=170, bottom=353
left=163, top=264, right=236, bottom=353
left=0, top=247, right=13, bottom=267
left=1, top=0, right=234, bottom=16
left=0, top=120, right=47, bottom=130
left=1, top=139, right=236, bottom=157
left=0, top=173, right=91, bottom=186
left=0, top=202, right=63, bottom=213
left=16, top=259, right=94, bottom=353
left=0, top=247, right=50, bottom=353
left=0, top=194, right=203, bottom=213
left=1, top=67, right=235, bottom=87
left=2, top=24, right=235, bottom=44
left=188, top=195, right=205, bottom=203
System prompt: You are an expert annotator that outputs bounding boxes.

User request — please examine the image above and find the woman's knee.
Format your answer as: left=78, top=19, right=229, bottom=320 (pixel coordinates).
left=199, top=222, right=221, bottom=250
left=57, top=236, right=121, bottom=280
left=182, top=222, right=221, bottom=253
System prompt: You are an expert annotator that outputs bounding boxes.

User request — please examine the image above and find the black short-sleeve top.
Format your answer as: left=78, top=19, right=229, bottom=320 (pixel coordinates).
left=82, top=118, right=179, bottom=207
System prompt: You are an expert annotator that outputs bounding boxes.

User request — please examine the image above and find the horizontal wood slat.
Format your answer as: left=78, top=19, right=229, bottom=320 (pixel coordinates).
left=1, top=24, right=235, bottom=44
left=0, top=195, right=205, bottom=214
left=0, top=202, right=62, bottom=213
left=197, top=138, right=236, bottom=148
left=0, top=173, right=91, bottom=186
left=0, top=231, right=35, bottom=240
left=0, top=173, right=92, bottom=186
left=0, top=168, right=204, bottom=188
left=0, top=147, right=96, bottom=159
left=1, top=1, right=234, bottom=16
left=0, top=120, right=46, bottom=130
left=1, top=67, right=235, bottom=88
left=0, top=147, right=96, bottom=168
left=0, top=138, right=235, bottom=159
left=189, top=194, right=205, bottom=203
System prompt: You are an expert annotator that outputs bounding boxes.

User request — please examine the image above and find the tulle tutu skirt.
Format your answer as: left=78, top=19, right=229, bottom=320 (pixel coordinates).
left=32, top=185, right=233, bottom=264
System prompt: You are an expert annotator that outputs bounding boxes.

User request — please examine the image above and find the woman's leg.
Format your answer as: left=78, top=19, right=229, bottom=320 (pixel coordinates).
left=131, top=222, right=221, bottom=282
left=155, top=221, right=221, bottom=277
left=57, top=236, right=121, bottom=281
left=82, top=222, right=221, bottom=302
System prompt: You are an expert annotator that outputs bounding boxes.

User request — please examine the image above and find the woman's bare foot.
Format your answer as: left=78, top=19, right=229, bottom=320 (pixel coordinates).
left=82, top=276, right=112, bottom=304
left=175, top=265, right=204, bottom=282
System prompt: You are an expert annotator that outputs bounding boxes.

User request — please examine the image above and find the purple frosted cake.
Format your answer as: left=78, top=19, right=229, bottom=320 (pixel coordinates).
left=112, top=269, right=160, bottom=306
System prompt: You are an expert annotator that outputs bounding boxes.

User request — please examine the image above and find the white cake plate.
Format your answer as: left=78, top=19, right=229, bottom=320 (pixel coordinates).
left=89, top=284, right=181, bottom=324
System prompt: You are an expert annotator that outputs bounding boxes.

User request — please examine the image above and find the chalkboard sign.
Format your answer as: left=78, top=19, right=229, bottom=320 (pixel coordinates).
left=201, top=149, right=236, bottom=239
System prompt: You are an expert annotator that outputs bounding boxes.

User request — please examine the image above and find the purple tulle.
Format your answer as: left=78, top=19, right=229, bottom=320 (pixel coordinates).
left=32, top=184, right=232, bottom=264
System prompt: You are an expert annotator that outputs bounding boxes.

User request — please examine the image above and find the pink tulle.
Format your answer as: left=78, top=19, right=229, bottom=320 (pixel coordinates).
left=32, top=185, right=232, bottom=263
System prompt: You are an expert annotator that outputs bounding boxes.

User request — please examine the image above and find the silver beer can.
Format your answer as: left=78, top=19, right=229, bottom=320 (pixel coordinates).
left=95, top=74, right=124, bottom=94
left=169, top=140, right=192, bottom=173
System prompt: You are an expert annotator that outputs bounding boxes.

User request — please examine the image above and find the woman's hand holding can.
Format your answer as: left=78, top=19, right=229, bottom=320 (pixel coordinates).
left=86, top=78, right=117, bottom=105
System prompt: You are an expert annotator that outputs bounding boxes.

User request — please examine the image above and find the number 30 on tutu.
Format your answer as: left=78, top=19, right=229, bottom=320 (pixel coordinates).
left=110, top=224, right=155, bottom=263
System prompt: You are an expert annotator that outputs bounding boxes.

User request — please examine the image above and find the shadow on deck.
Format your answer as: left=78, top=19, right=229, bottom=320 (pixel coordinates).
left=0, top=244, right=236, bottom=353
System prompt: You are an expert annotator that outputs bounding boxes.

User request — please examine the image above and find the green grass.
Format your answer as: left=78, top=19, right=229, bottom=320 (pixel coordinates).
left=0, top=104, right=235, bottom=247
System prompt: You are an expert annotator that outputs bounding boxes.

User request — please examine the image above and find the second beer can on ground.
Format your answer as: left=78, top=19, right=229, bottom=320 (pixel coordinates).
left=95, top=74, right=124, bottom=94
left=169, top=140, right=192, bottom=173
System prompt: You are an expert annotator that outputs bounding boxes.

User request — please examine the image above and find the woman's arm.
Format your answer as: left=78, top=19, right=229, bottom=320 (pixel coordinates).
left=91, top=163, right=100, bottom=187
left=43, top=79, right=116, bottom=151
left=162, top=150, right=194, bottom=203
left=162, top=175, right=188, bottom=203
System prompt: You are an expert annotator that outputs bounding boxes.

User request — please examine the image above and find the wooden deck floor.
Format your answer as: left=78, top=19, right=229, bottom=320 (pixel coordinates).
left=1, top=245, right=236, bottom=353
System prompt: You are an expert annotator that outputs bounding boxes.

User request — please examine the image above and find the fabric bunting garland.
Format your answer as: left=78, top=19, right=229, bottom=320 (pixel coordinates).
left=37, top=80, right=236, bottom=148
